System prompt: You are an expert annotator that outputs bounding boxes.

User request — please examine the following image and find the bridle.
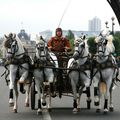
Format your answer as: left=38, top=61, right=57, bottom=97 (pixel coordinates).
left=36, top=42, right=48, bottom=59
left=74, top=41, right=89, bottom=59
left=96, top=37, right=108, bottom=58
left=5, top=35, right=19, bottom=57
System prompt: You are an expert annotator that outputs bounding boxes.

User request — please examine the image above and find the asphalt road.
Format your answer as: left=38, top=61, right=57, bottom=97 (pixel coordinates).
left=1, top=66, right=120, bottom=120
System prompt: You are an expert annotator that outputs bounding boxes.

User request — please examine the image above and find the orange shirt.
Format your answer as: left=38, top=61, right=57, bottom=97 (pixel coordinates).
left=47, top=36, right=71, bottom=52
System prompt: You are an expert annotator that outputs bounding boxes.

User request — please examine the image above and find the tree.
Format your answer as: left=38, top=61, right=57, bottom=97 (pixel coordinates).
left=113, top=31, right=120, bottom=56
left=88, top=37, right=96, bottom=55
left=66, top=30, right=75, bottom=52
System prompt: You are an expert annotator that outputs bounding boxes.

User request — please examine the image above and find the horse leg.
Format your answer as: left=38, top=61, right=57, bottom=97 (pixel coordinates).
left=19, top=83, right=26, bottom=94
left=9, top=89, right=14, bottom=107
left=25, top=83, right=31, bottom=107
left=109, top=84, right=114, bottom=112
left=94, top=86, right=101, bottom=113
left=77, top=85, right=84, bottom=111
left=35, top=79, right=43, bottom=114
left=103, top=81, right=111, bottom=113
left=19, top=71, right=28, bottom=94
left=94, top=87, right=99, bottom=106
left=13, top=81, right=19, bottom=113
left=48, top=84, right=52, bottom=112
left=50, top=82, right=56, bottom=97
left=86, top=87, right=91, bottom=109
left=9, top=65, right=17, bottom=108
left=71, top=79, right=78, bottom=113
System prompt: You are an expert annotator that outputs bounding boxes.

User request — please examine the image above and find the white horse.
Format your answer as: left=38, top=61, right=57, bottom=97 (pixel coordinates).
left=93, top=30, right=118, bottom=113
left=67, top=35, right=92, bottom=113
left=33, top=36, right=58, bottom=114
left=2, top=33, right=31, bottom=113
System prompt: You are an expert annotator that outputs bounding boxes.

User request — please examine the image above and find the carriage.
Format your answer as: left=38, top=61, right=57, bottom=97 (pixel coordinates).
left=1, top=30, right=119, bottom=114
left=29, top=35, right=92, bottom=114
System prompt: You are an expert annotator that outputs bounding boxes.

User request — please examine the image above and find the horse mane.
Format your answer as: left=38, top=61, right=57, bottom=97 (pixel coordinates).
left=106, top=35, right=115, bottom=53
left=95, top=34, right=115, bottom=53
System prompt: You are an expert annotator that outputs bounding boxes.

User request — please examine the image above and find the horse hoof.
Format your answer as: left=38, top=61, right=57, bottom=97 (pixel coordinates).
left=25, top=103, right=29, bottom=107
left=13, top=109, right=17, bottom=113
left=96, top=109, right=101, bottom=113
left=9, top=102, right=14, bottom=107
left=51, top=92, right=57, bottom=98
left=73, top=108, right=78, bottom=114
left=77, top=108, right=80, bottom=112
left=104, top=109, right=108, bottom=114
left=94, top=102, right=99, bottom=106
left=37, top=109, right=42, bottom=115
left=109, top=107, right=114, bottom=112
left=48, top=108, right=52, bottom=112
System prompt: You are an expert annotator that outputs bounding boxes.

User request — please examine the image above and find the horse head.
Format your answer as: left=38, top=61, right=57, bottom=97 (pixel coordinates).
left=74, top=35, right=89, bottom=59
left=4, top=33, right=16, bottom=48
left=3, top=33, right=25, bottom=59
left=95, top=31, right=115, bottom=58
left=35, top=36, right=48, bottom=60
left=3, top=33, right=19, bottom=58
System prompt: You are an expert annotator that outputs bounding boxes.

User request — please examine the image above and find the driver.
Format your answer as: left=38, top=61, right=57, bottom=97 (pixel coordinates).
left=47, top=28, right=71, bottom=97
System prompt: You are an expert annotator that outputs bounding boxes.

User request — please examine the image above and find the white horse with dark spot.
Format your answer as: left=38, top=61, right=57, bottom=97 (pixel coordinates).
left=93, top=31, right=118, bottom=113
left=67, top=35, right=92, bottom=113
left=2, top=33, right=31, bottom=113
left=33, top=36, right=58, bottom=114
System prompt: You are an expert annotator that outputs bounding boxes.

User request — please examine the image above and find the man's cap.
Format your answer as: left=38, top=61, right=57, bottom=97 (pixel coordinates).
left=56, top=28, right=62, bottom=32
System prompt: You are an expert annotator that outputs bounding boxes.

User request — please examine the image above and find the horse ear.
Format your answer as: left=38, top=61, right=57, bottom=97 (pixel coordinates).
left=82, top=35, right=86, bottom=40
left=40, top=36, right=43, bottom=40
left=4, top=34, right=8, bottom=39
left=13, top=34, right=16, bottom=39
left=99, top=32, right=102, bottom=37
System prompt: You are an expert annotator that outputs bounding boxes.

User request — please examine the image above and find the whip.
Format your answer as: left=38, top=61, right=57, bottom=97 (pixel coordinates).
left=58, top=0, right=72, bottom=27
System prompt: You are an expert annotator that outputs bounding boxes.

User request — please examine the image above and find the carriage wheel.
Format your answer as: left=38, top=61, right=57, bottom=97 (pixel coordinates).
left=31, top=80, right=36, bottom=110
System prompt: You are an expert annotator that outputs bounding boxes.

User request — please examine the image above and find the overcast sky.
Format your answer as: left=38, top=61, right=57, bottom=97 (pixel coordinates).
left=0, top=0, right=119, bottom=36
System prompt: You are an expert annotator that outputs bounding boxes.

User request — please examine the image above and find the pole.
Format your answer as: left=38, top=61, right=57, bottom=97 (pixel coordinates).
left=111, top=17, right=115, bottom=35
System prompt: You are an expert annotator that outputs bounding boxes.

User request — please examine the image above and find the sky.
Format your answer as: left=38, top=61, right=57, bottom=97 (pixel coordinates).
left=0, top=0, right=119, bottom=36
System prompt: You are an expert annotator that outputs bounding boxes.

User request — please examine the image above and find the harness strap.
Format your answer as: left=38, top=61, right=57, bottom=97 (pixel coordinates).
left=1, top=65, right=10, bottom=86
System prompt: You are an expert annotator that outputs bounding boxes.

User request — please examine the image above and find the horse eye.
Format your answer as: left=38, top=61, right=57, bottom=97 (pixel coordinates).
left=104, top=40, right=108, bottom=45
left=81, top=43, right=85, bottom=47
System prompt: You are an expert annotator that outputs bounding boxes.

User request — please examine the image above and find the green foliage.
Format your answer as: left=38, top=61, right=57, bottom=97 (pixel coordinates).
left=113, top=32, right=120, bottom=56
left=88, top=37, right=96, bottom=55
left=66, top=30, right=75, bottom=52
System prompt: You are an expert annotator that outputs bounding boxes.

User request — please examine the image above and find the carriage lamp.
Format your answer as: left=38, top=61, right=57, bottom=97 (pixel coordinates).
left=111, top=17, right=115, bottom=35
left=105, top=21, right=109, bottom=28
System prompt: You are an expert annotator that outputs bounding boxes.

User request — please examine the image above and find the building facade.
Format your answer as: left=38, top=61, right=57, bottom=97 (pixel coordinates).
left=88, top=17, right=101, bottom=33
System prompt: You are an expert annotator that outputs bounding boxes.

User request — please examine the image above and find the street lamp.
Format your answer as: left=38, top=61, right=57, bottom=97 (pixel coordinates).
left=105, top=21, right=109, bottom=28
left=111, top=17, right=115, bottom=35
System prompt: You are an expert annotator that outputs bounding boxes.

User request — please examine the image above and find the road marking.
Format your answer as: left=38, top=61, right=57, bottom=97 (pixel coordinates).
left=42, top=110, right=52, bottom=120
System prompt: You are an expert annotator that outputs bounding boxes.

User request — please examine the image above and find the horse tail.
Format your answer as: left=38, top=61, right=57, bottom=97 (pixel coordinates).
left=99, top=82, right=107, bottom=94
